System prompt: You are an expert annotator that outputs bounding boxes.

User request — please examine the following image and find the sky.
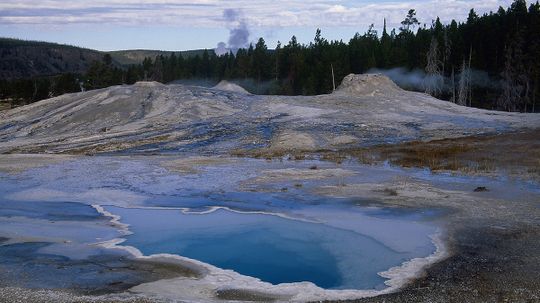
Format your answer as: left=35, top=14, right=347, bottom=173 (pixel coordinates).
left=0, top=0, right=515, bottom=51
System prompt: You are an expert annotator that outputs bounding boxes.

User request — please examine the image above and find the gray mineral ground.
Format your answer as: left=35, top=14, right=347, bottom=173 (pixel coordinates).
left=0, top=74, right=539, bottom=303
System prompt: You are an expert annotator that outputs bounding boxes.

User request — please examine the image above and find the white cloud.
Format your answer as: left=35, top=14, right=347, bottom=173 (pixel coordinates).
left=326, top=5, right=348, bottom=14
left=0, top=0, right=515, bottom=29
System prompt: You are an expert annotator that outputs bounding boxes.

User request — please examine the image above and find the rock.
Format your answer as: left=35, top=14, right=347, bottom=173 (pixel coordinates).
left=335, top=73, right=402, bottom=96
left=134, top=81, right=165, bottom=88
left=330, top=135, right=358, bottom=146
left=271, top=132, right=316, bottom=151
left=212, top=80, right=250, bottom=94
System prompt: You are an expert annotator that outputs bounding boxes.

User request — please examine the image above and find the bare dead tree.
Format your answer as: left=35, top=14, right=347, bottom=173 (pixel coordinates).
left=468, top=46, right=473, bottom=107
left=32, top=79, right=38, bottom=101
left=451, top=66, right=456, bottom=103
left=522, top=74, right=530, bottom=112
left=331, top=64, right=336, bottom=92
left=456, top=47, right=474, bottom=107
left=457, top=59, right=470, bottom=106
left=443, top=29, right=451, bottom=77
left=275, top=41, right=281, bottom=81
left=425, top=37, right=443, bottom=96
left=533, top=77, right=538, bottom=113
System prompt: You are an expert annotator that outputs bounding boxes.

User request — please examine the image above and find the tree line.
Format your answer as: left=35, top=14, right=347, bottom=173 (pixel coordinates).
left=1, top=0, right=539, bottom=112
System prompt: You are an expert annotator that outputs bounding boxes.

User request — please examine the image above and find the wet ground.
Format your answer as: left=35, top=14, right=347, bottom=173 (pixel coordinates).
left=0, top=137, right=538, bottom=302
left=0, top=155, right=442, bottom=301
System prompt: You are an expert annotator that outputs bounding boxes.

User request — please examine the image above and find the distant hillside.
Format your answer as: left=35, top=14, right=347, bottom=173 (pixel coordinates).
left=0, top=38, right=211, bottom=79
left=109, top=49, right=208, bottom=65
left=0, top=38, right=104, bottom=79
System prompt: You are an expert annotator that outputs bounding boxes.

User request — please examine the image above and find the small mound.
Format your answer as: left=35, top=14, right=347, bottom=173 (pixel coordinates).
left=213, top=80, right=250, bottom=94
left=134, top=81, right=165, bottom=88
left=335, top=74, right=402, bottom=96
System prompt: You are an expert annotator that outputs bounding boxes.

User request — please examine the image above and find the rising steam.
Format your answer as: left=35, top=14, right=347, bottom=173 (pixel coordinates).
left=215, top=9, right=250, bottom=56
left=368, top=67, right=499, bottom=93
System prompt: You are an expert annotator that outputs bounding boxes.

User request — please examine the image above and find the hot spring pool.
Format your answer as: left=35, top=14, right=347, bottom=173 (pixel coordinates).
left=106, top=206, right=436, bottom=290
left=0, top=156, right=441, bottom=293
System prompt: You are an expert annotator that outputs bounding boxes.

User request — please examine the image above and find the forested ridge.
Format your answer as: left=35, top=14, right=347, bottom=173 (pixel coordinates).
left=1, top=0, right=539, bottom=112
left=0, top=38, right=105, bottom=80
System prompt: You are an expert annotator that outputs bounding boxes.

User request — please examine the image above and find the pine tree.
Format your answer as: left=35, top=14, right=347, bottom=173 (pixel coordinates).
left=152, top=55, right=164, bottom=82
left=253, top=38, right=270, bottom=90
left=380, top=18, right=392, bottom=67
left=274, top=41, right=281, bottom=81
left=400, top=9, right=420, bottom=33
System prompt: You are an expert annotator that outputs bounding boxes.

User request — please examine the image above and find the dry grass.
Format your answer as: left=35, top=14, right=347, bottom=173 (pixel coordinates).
left=231, top=130, right=539, bottom=180
left=377, top=142, right=471, bottom=170
left=342, top=130, right=540, bottom=179
left=0, top=102, right=10, bottom=111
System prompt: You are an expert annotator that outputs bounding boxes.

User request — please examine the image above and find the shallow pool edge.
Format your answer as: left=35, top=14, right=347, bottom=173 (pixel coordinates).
left=91, top=204, right=450, bottom=302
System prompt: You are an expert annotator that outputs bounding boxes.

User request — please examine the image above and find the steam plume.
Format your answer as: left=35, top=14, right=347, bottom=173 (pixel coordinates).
left=368, top=67, right=498, bottom=93
left=215, top=9, right=250, bottom=56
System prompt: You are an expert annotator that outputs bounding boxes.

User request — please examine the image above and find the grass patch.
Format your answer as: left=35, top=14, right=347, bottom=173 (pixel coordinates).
left=342, top=131, right=540, bottom=178
left=231, top=130, right=540, bottom=181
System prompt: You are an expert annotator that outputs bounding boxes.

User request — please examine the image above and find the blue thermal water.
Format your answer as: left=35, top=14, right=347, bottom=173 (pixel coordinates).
left=108, top=206, right=434, bottom=290
left=0, top=158, right=441, bottom=291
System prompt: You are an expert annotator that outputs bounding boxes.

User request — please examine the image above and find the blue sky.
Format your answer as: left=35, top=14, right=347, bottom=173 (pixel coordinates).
left=0, top=0, right=514, bottom=51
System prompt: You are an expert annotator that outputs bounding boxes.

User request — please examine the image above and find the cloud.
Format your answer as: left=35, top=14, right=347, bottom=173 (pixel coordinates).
left=327, top=5, right=348, bottom=14
left=0, top=0, right=514, bottom=29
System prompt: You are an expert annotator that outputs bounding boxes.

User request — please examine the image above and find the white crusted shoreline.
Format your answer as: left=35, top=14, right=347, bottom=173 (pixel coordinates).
left=92, top=204, right=450, bottom=302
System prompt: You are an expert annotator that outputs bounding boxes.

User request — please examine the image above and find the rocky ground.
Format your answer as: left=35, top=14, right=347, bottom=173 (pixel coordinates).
left=0, top=75, right=539, bottom=302
left=0, top=75, right=537, bottom=155
left=350, top=223, right=540, bottom=303
left=319, top=133, right=540, bottom=303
